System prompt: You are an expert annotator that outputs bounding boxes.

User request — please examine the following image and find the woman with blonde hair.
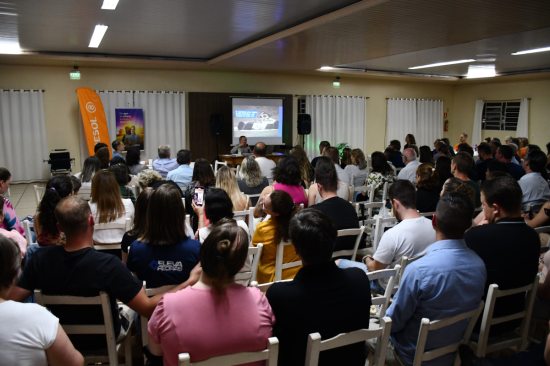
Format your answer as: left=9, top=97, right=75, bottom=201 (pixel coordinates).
left=216, top=165, right=249, bottom=212
left=290, top=145, right=314, bottom=187
left=237, top=156, right=268, bottom=206
left=89, top=170, right=134, bottom=245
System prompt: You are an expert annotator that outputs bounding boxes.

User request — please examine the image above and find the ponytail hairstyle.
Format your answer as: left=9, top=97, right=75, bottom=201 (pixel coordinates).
left=37, top=175, right=74, bottom=237
left=269, top=190, right=296, bottom=243
left=200, top=218, right=249, bottom=294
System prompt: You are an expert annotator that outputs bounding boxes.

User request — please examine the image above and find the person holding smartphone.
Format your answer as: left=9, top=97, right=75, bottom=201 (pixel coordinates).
left=184, top=159, right=216, bottom=232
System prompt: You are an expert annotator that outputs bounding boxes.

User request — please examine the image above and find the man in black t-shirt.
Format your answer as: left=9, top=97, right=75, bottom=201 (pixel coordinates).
left=267, top=209, right=371, bottom=366
left=465, top=176, right=539, bottom=334
left=10, top=196, right=199, bottom=344
left=311, top=156, right=359, bottom=252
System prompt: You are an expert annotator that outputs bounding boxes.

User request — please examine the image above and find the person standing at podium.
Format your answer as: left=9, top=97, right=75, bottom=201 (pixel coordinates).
left=230, top=136, right=251, bottom=155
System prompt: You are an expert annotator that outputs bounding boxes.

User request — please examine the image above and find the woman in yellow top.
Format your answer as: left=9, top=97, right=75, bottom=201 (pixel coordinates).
left=252, top=190, right=300, bottom=283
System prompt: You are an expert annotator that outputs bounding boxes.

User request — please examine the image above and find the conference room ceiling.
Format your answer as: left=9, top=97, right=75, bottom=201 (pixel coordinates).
left=1, top=0, right=550, bottom=80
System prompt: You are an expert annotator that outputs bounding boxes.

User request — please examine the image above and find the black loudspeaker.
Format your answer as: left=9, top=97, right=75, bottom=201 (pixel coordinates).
left=297, top=114, right=311, bottom=135
left=209, top=114, right=223, bottom=136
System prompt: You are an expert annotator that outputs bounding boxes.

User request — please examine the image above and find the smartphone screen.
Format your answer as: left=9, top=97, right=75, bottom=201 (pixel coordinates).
left=194, top=187, right=204, bottom=206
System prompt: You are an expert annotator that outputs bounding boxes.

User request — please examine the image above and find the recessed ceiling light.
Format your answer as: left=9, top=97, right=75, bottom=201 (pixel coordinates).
left=511, top=46, right=550, bottom=56
left=466, top=64, right=496, bottom=79
left=89, top=25, right=108, bottom=48
left=409, top=59, right=476, bottom=70
left=0, top=40, right=22, bottom=54
left=101, top=0, right=120, bottom=10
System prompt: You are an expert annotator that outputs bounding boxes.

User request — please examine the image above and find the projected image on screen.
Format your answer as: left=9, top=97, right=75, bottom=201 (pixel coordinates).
left=232, top=98, right=283, bottom=145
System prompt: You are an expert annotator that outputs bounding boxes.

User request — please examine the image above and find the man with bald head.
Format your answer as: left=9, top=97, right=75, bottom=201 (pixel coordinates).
left=253, top=142, right=275, bottom=182
left=397, top=147, right=420, bottom=184
left=10, top=196, right=199, bottom=348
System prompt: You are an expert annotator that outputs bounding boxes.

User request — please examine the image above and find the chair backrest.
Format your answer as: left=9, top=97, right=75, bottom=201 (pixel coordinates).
left=34, top=290, right=119, bottom=366
left=140, top=283, right=176, bottom=351
left=367, top=265, right=400, bottom=317
left=535, top=226, right=550, bottom=248
left=234, top=244, right=263, bottom=285
left=22, top=219, right=35, bottom=245
left=305, top=317, right=392, bottom=366
left=77, top=183, right=92, bottom=201
left=413, top=301, right=484, bottom=366
left=33, top=184, right=45, bottom=206
left=178, top=337, right=279, bottom=366
left=332, top=226, right=366, bottom=261
left=372, top=216, right=397, bottom=251
left=469, top=276, right=539, bottom=357
left=352, top=201, right=383, bottom=225
left=274, top=241, right=302, bottom=281
left=93, top=217, right=131, bottom=250
left=214, top=160, right=228, bottom=174
left=233, top=209, right=249, bottom=222
left=396, top=255, right=424, bottom=289
left=381, top=181, right=391, bottom=202
left=250, top=279, right=292, bottom=293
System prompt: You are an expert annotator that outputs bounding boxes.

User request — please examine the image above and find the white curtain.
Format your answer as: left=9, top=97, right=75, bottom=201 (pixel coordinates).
left=134, top=91, right=186, bottom=160
left=386, top=98, right=443, bottom=147
left=304, top=95, right=366, bottom=159
left=472, top=99, right=484, bottom=145
left=516, top=97, right=529, bottom=137
left=0, top=90, right=49, bottom=181
left=99, top=91, right=134, bottom=140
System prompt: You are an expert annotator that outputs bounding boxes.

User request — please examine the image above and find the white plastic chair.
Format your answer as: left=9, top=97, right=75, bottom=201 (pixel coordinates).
left=367, top=265, right=400, bottom=318
left=93, top=218, right=131, bottom=251
left=214, top=160, right=227, bottom=174
left=469, top=276, right=539, bottom=357
left=33, top=184, right=45, bottom=206
left=250, top=279, right=292, bottom=293
left=140, top=283, right=176, bottom=357
left=34, top=290, right=132, bottom=366
left=413, top=301, right=485, bottom=366
left=274, top=241, right=302, bottom=281
left=234, top=244, right=263, bottom=285
left=372, top=216, right=397, bottom=251
left=178, top=337, right=279, bottom=366
left=22, top=219, right=36, bottom=245
left=305, top=317, right=392, bottom=366
left=332, top=226, right=366, bottom=261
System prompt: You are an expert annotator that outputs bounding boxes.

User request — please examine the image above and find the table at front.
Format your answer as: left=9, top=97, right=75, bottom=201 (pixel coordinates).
left=218, top=154, right=285, bottom=167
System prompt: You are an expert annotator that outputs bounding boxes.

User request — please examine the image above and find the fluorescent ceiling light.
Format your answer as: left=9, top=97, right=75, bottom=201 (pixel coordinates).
left=0, top=40, right=22, bottom=54
left=101, top=0, right=119, bottom=10
left=511, top=46, right=550, bottom=56
left=466, top=64, right=496, bottom=79
left=318, top=66, right=335, bottom=71
left=88, top=25, right=108, bottom=48
left=409, top=59, right=475, bottom=70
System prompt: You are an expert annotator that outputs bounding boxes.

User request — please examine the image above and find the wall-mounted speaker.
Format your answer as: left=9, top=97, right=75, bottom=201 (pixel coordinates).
left=209, top=114, right=223, bottom=136
left=297, top=114, right=311, bottom=135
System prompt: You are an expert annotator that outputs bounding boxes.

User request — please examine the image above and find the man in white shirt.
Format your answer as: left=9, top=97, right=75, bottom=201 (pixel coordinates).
left=338, top=180, right=435, bottom=284
left=397, top=148, right=420, bottom=184
left=519, top=149, right=550, bottom=212
left=253, top=142, right=275, bottom=182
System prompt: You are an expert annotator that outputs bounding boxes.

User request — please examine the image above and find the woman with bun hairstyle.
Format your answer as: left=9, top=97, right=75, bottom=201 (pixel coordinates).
left=147, top=219, right=274, bottom=365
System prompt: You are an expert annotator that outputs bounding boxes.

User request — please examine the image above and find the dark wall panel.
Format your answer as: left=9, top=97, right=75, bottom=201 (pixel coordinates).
left=188, top=92, right=293, bottom=162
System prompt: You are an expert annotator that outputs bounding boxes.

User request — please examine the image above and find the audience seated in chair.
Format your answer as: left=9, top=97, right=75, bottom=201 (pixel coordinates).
left=237, top=155, right=269, bottom=206
left=397, top=148, right=420, bottom=184
left=519, top=149, right=550, bottom=214
left=9, top=196, right=199, bottom=350
left=148, top=219, right=274, bottom=366
left=310, top=156, right=359, bottom=252
left=0, top=167, right=25, bottom=236
left=386, top=191, right=486, bottom=365
left=266, top=208, right=371, bottom=366
left=153, top=145, right=179, bottom=178
left=109, top=163, right=136, bottom=204
left=167, top=149, right=193, bottom=191
left=338, top=180, right=435, bottom=290
left=465, top=175, right=540, bottom=336
left=216, top=165, right=249, bottom=211
left=127, top=183, right=200, bottom=288
left=121, top=187, right=154, bottom=264
left=252, top=190, right=300, bottom=283
left=0, top=235, right=83, bottom=366
left=0, top=196, right=27, bottom=258
left=451, top=151, right=481, bottom=208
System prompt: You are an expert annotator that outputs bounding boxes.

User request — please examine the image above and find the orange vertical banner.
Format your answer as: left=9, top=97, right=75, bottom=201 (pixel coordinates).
left=76, top=87, right=111, bottom=157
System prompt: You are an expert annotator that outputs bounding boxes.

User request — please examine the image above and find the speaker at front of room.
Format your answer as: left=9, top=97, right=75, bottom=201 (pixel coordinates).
left=297, top=114, right=311, bottom=135
left=209, top=114, right=223, bottom=136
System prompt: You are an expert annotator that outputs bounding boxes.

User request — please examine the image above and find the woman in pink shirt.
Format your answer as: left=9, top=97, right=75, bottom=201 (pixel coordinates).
left=148, top=219, right=274, bottom=366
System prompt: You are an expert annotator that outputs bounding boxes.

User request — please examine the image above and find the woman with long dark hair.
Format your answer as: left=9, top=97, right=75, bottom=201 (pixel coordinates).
left=252, top=190, right=300, bottom=283
left=415, top=163, right=440, bottom=213
left=34, top=175, right=73, bottom=246
left=128, top=183, right=200, bottom=288
left=121, top=187, right=153, bottom=263
left=125, top=147, right=146, bottom=175
left=184, top=158, right=216, bottom=231
left=147, top=219, right=274, bottom=364
left=365, top=151, right=395, bottom=202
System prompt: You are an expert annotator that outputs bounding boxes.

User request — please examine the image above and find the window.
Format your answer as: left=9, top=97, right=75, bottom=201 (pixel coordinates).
left=297, top=97, right=306, bottom=114
left=481, top=100, right=520, bottom=131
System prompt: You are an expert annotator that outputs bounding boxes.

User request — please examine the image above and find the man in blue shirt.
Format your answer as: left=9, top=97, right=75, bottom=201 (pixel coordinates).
left=167, top=149, right=193, bottom=191
left=386, top=192, right=486, bottom=365
left=152, top=145, right=179, bottom=178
